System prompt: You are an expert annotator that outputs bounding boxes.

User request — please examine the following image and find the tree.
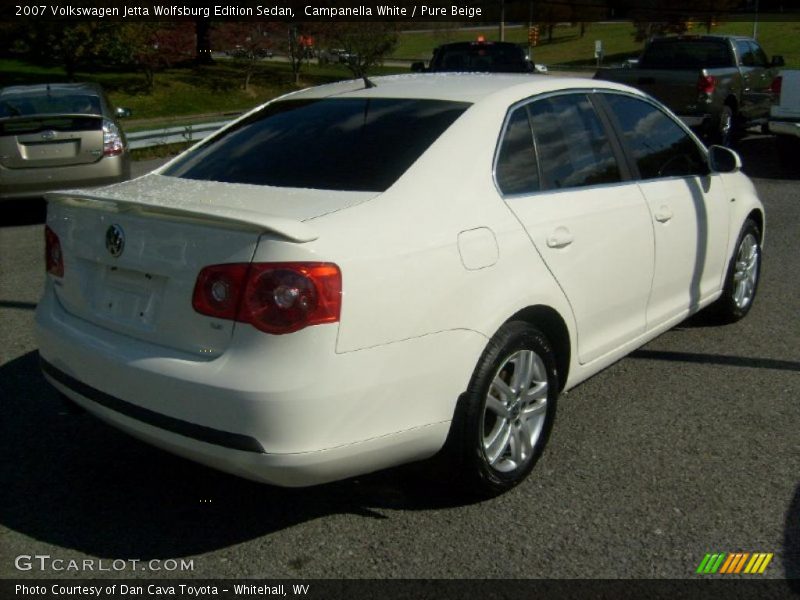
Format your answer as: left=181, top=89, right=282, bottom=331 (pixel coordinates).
left=118, top=23, right=195, bottom=91
left=319, top=22, right=399, bottom=78
left=212, top=22, right=276, bottom=90
left=17, top=22, right=117, bottom=80
left=632, top=20, right=689, bottom=42
left=691, top=0, right=741, bottom=33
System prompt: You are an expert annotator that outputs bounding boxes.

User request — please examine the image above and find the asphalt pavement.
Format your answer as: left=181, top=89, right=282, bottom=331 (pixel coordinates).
left=0, top=135, right=797, bottom=584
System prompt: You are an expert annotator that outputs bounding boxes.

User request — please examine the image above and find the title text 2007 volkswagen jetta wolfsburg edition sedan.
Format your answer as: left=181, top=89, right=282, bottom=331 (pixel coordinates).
left=36, top=74, right=763, bottom=496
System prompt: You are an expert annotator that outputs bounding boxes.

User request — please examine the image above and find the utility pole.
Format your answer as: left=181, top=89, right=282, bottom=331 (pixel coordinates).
left=499, top=0, right=505, bottom=41
left=752, top=0, right=759, bottom=40
left=527, top=1, right=533, bottom=62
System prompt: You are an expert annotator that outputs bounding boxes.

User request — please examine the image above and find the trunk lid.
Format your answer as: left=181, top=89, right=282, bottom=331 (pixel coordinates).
left=46, top=175, right=375, bottom=356
left=0, top=115, right=105, bottom=169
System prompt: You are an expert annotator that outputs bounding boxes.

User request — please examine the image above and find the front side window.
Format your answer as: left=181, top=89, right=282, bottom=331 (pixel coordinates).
left=736, top=41, right=755, bottom=66
left=603, top=94, right=708, bottom=180
left=527, top=94, right=621, bottom=191
left=163, top=98, right=470, bottom=192
left=749, top=42, right=769, bottom=67
left=640, top=40, right=733, bottom=69
left=495, top=107, right=539, bottom=195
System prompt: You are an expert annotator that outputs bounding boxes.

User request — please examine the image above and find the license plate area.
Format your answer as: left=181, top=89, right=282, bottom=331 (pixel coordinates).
left=93, top=266, right=166, bottom=329
left=20, top=140, right=80, bottom=160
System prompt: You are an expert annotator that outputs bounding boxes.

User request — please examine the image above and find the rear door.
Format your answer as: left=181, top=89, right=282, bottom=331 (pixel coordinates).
left=496, top=92, right=655, bottom=365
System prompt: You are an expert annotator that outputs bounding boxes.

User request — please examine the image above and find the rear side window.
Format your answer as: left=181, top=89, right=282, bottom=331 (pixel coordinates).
left=527, top=94, right=621, bottom=190
left=736, top=41, right=755, bottom=66
left=432, top=44, right=529, bottom=73
left=603, top=94, right=708, bottom=179
left=163, top=98, right=469, bottom=192
left=749, top=42, right=769, bottom=67
left=495, top=107, right=539, bottom=195
left=641, top=40, right=733, bottom=69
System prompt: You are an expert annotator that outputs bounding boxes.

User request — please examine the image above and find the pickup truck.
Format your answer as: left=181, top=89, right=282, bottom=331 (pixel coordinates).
left=768, top=69, right=800, bottom=158
left=595, top=35, right=784, bottom=145
left=411, top=41, right=536, bottom=74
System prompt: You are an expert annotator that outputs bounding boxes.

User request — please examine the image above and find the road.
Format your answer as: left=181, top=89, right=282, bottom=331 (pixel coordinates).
left=0, top=136, right=797, bottom=584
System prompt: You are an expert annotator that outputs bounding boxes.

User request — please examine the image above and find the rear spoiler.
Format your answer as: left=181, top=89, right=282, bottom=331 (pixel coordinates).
left=45, top=190, right=319, bottom=243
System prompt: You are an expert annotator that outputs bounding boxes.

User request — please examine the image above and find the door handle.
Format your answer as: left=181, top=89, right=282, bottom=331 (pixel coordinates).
left=654, top=206, right=673, bottom=223
left=546, top=227, right=574, bottom=249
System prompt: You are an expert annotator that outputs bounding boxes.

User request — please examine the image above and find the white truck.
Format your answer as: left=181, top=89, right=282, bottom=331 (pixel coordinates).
left=769, top=69, right=800, bottom=156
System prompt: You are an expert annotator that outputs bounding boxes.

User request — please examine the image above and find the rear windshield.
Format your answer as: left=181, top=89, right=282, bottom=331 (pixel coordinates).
left=163, top=98, right=470, bottom=192
left=0, top=93, right=102, bottom=118
left=640, top=40, right=733, bottom=69
left=431, top=44, right=529, bottom=72
left=0, top=116, right=101, bottom=136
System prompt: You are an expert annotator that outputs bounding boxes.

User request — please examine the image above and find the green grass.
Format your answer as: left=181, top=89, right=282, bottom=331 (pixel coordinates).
left=0, top=58, right=406, bottom=125
left=130, top=141, right=193, bottom=161
left=394, top=21, right=800, bottom=68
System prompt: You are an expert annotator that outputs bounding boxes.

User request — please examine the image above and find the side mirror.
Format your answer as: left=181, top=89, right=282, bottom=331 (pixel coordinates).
left=115, top=107, right=132, bottom=119
left=708, top=145, right=742, bottom=173
left=410, top=61, right=425, bottom=73
left=771, top=55, right=785, bottom=67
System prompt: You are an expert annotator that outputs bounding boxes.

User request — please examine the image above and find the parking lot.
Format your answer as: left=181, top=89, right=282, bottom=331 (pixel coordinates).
left=0, top=135, right=797, bottom=583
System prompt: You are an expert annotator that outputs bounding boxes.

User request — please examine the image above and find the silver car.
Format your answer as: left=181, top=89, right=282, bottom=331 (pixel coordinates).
left=0, top=82, right=131, bottom=201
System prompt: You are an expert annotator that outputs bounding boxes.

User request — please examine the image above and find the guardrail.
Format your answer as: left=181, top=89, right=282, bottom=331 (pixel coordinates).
left=126, top=119, right=234, bottom=150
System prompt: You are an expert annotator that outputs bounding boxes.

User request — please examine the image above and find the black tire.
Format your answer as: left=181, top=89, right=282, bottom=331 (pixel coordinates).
left=709, top=218, right=762, bottom=323
left=449, top=321, right=559, bottom=497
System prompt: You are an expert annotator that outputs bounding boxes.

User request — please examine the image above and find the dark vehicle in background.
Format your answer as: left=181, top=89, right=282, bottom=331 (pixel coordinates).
left=595, top=35, right=784, bottom=145
left=412, top=41, right=535, bottom=74
left=318, top=48, right=356, bottom=65
left=0, top=83, right=131, bottom=201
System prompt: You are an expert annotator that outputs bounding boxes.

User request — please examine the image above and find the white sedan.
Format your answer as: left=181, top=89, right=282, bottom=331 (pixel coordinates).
left=36, top=74, right=763, bottom=496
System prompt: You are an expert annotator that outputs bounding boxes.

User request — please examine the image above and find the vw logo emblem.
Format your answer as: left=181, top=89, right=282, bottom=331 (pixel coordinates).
left=105, top=224, right=125, bottom=258
left=40, top=130, right=56, bottom=140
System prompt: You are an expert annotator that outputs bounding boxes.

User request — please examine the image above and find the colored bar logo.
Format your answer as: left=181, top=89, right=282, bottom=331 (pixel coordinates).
left=696, top=552, right=773, bottom=574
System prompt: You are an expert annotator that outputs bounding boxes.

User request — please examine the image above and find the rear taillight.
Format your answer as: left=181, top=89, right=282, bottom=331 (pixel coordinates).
left=102, top=119, right=124, bottom=157
left=770, top=75, right=783, bottom=97
left=192, top=262, right=342, bottom=335
left=697, top=74, right=716, bottom=95
left=44, top=225, right=64, bottom=277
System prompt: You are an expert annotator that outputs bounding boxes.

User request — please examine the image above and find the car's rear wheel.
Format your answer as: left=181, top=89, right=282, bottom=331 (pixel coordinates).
left=451, top=322, right=558, bottom=496
left=710, top=218, right=762, bottom=323
left=712, top=105, right=734, bottom=147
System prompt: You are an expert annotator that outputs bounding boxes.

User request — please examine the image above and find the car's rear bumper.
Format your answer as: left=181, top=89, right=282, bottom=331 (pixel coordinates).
left=0, top=153, right=130, bottom=201
left=769, top=119, right=800, bottom=138
left=35, top=281, right=483, bottom=486
left=678, top=114, right=711, bottom=128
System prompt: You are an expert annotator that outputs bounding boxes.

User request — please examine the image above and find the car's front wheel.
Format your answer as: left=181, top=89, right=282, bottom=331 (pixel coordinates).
left=710, top=218, right=762, bottom=323
left=452, top=322, right=559, bottom=496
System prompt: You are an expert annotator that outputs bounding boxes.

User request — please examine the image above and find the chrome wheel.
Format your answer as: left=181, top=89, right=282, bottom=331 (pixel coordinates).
left=733, top=233, right=759, bottom=309
left=720, top=111, right=732, bottom=138
left=481, top=349, right=548, bottom=474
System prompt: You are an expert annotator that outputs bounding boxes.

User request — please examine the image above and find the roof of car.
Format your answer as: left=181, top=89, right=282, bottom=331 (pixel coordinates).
left=651, top=34, right=753, bottom=42
left=0, top=82, right=103, bottom=98
left=282, top=73, right=644, bottom=105
left=434, top=41, right=522, bottom=49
